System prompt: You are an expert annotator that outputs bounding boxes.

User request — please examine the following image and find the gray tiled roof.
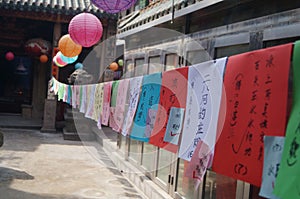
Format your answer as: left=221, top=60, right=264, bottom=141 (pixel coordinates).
left=0, top=0, right=117, bottom=18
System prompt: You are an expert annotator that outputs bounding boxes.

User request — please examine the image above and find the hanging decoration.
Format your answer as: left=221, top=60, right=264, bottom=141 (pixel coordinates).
left=91, top=0, right=137, bottom=13
left=60, top=53, right=78, bottom=64
left=118, top=59, right=124, bottom=67
left=56, top=51, right=78, bottom=64
left=68, top=13, right=103, bottom=47
left=109, top=62, right=119, bottom=71
left=56, top=54, right=68, bottom=66
left=5, top=51, right=14, bottom=61
left=75, top=62, right=83, bottom=70
left=58, top=34, right=82, bottom=57
left=149, top=67, right=188, bottom=153
left=212, top=43, right=292, bottom=187
left=24, top=38, right=52, bottom=57
left=39, top=54, right=48, bottom=63
left=53, top=55, right=67, bottom=67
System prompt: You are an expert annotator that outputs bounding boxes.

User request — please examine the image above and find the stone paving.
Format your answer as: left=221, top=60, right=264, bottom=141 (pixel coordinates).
left=0, top=128, right=147, bottom=199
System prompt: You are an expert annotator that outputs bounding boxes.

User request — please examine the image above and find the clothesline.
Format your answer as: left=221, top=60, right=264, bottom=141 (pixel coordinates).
left=50, top=41, right=300, bottom=198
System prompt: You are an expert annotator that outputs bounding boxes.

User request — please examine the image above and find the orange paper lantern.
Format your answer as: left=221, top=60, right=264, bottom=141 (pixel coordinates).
left=58, top=34, right=82, bottom=57
left=109, top=62, right=118, bottom=71
left=40, top=54, right=48, bottom=63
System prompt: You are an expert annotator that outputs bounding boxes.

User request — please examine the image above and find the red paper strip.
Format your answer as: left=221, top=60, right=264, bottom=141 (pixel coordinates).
left=212, top=43, right=292, bottom=186
left=149, top=67, right=188, bottom=153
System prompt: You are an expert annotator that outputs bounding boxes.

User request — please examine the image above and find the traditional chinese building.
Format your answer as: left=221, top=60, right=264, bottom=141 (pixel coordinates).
left=0, top=0, right=117, bottom=118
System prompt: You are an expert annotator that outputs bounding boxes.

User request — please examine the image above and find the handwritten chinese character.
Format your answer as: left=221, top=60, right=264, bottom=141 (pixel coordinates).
left=202, top=74, right=211, bottom=92
left=287, top=137, right=299, bottom=166
left=262, top=102, right=269, bottom=118
left=249, top=105, right=257, bottom=114
left=265, top=74, right=272, bottom=84
left=201, top=94, right=208, bottom=105
left=265, top=55, right=274, bottom=68
left=244, top=147, right=252, bottom=156
left=251, top=90, right=258, bottom=101
left=255, top=60, right=260, bottom=70
left=199, top=108, right=206, bottom=120
left=234, top=163, right=248, bottom=175
left=260, top=119, right=268, bottom=129
left=253, top=75, right=259, bottom=86
left=265, top=89, right=271, bottom=100
left=196, top=122, right=204, bottom=134
left=169, top=94, right=176, bottom=104
left=246, top=131, right=253, bottom=144
left=234, top=73, right=243, bottom=90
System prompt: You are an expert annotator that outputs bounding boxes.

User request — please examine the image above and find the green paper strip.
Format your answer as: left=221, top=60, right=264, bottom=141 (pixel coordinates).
left=274, top=41, right=300, bottom=198
left=110, top=80, right=119, bottom=107
left=58, top=83, right=64, bottom=101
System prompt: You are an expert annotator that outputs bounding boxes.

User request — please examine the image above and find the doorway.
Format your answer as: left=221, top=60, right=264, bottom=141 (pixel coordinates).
left=0, top=56, right=33, bottom=113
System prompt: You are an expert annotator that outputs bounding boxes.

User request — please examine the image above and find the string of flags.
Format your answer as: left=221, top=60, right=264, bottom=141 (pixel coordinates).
left=51, top=41, right=300, bottom=199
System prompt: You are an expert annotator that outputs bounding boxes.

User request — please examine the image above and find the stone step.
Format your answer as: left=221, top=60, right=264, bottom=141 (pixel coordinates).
left=62, top=128, right=80, bottom=141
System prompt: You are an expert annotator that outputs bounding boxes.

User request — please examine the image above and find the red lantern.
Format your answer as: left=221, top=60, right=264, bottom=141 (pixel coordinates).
left=40, top=55, right=48, bottom=63
left=109, top=62, right=118, bottom=71
left=24, top=38, right=52, bottom=57
left=68, top=13, right=103, bottom=47
left=58, top=34, right=82, bottom=57
left=5, top=51, right=14, bottom=61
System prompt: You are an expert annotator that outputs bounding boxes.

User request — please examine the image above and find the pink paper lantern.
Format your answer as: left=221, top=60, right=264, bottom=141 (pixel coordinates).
left=5, top=51, right=14, bottom=61
left=68, top=13, right=103, bottom=47
left=91, top=0, right=137, bottom=13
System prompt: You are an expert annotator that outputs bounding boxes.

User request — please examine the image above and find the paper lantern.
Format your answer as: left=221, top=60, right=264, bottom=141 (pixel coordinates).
left=68, top=13, right=103, bottom=47
left=61, top=54, right=78, bottom=64
left=57, top=51, right=78, bottom=64
left=5, top=52, right=14, bottom=61
left=54, top=55, right=68, bottom=67
left=53, top=56, right=66, bottom=67
left=118, top=59, right=124, bottom=67
left=40, top=55, right=48, bottom=63
left=56, top=54, right=68, bottom=66
left=109, top=62, right=118, bottom=71
left=75, top=62, right=83, bottom=70
left=58, top=34, right=82, bottom=57
left=24, top=38, right=52, bottom=56
left=91, top=0, right=137, bottom=13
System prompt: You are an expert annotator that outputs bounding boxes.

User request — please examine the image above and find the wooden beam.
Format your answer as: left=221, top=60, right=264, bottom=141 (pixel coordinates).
left=0, top=32, right=24, bottom=40
left=0, top=41, right=21, bottom=48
